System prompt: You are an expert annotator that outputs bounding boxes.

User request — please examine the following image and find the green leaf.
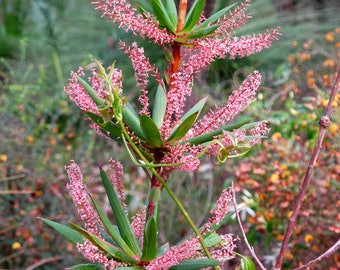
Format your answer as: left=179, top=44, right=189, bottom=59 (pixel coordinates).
left=89, top=195, right=137, bottom=257
left=152, top=84, right=167, bottom=127
left=240, top=256, right=256, bottom=270
left=150, top=0, right=176, bottom=32
left=186, top=24, right=219, bottom=39
left=169, top=258, right=221, bottom=270
left=85, top=112, right=122, bottom=142
left=165, top=0, right=178, bottom=30
left=181, top=97, right=207, bottom=123
left=40, top=218, right=84, bottom=245
left=77, top=76, right=105, bottom=107
left=140, top=114, right=164, bottom=147
left=183, top=0, right=206, bottom=32
left=167, top=112, right=198, bottom=143
left=185, top=118, right=251, bottom=145
left=141, top=216, right=158, bottom=261
left=192, top=2, right=237, bottom=31
left=67, top=264, right=104, bottom=270
left=202, top=233, right=222, bottom=248
left=122, top=103, right=145, bottom=140
left=100, top=169, right=142, bottom=257
left=69, top=223, right=136, bottom=263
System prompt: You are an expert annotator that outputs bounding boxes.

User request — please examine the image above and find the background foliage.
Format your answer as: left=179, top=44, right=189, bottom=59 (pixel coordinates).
left=0, top=0, right=339, bottom=269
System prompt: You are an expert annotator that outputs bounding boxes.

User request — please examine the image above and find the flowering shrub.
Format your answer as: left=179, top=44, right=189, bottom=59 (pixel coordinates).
left=41, top=0, right=282, bottom=269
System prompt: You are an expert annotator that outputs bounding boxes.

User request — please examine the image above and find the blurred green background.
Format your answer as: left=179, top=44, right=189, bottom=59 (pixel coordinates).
left=0, top=0, right=339, bottom=269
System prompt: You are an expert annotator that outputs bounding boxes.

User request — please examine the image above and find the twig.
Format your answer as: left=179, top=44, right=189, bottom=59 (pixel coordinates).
left=0, top=190, right=35, bottom=195
left=231, top=181, right=266, bottom=270
left=292, top=238, right=340, bottom=270
left=26, top=255, right=66, bottom=270
left=274, top=67, right=340, bottom=270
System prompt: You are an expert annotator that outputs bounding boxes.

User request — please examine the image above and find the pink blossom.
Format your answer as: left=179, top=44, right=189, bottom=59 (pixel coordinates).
left=211, top=234, right=237, bottom=262
left=77, top=240, right=123, bottom=269
left=65, top=160, right=103, bottom=236
left=250, top=120, right=270, bottom=145
left=146, top=238, right=199, bottom=270
left=120, top=41, right=162, bottom=115
left=92, top=0, right=174, bottom=45
left=191, top=71, right=262, bottom=138
left=130, top=207, right=146, bottom=247
left=65, top=67, right=98, bottom=113
left=109, top=158, right=126, bottom=210
left=203, top=188, right=233, bottom=232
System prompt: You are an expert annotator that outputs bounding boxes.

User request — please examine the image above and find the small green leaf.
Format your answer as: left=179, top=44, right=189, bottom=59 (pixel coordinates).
left=240, top=256, right=256, bottom=270
left=169, top=258, right=221, bottom=270
left=140, top=114, right=164, bottom=147
left=192, top=2, right=237, bottom=31
left=85, top=111, right=122, bottom=142
left=69, top=223, right=136, bottom=263
left=77, top=76, right=105, bottom=107
left=181, top=97, right=207, bottom=123
left=167, top=112, right=198, bottom=143
left=185, top=118, right=251, bottom=145
left=150, top=0, right=176, bottom=32
left=165, top=0, right=178, bottom=30
left=183, top=0, right=206, bottom=32
left=89, top=195, right=136, bottom=257
left=202, top=233, right=222, bottom=248
left=122, top=103, right=145, bottom=140
left=152, top=84, right=167, bottom=127
left=67, top=264, right=104, bottom=270
left=141, top=216, right=158, bottom=261
left=40, top=218, right=84, bottom=245
left=186, top=24, right=219, bottom=39
left=100, top=169, right=141, bottom=257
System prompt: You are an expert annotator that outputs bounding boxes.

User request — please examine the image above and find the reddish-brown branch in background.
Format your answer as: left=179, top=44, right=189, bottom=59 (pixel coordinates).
left=292, top=238, right=340, bottom=270
left=273, top=67, right=340, bottom=270
left=231, top=182, right=266, bottom=270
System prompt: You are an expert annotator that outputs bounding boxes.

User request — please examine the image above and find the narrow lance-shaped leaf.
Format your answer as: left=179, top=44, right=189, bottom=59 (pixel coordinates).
left=69, top=223, right=136, bottom=264
left=165, top=0, right=178, bottom=30
left=169, top=258, right=221, bottom=270
left=183, top=0, right=206, bottom=32
left=140, top=114, right=164, bottom=147
left=100, top=169, right=142, bottom=257
left=122, top=103, right=145, bottom=140
left=77, top=76, right=105, bottom=107
left=191, top=2, right=237, bottom=32
left=186, top=24, right=219, bottom=39
left=85, top=112, right=122, bottom=142
left=89, top=194, right=137, bottom=258
left=67, top=264, right=104, bottom=270
left=185, top=118, right=251, bottom=145
left=181, top=97, right=207, bottom=123
left=141, top=216, right=158, bottom=261
left=40, top=218, right=84, bottom=245
left=167, top=112, right=198, bottom=143
left=150, top=0, right=176, bottom=32
left=239, top=256, right=256, bottom=270
left=152, top=84, right=167, bottom=127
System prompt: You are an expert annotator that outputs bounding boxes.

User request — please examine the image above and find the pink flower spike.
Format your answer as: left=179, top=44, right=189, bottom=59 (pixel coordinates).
left=120, top=41, right=162, bottom=115
left=191, top=70, right=262, bottom=138
left=204, top=188, right=233, bottom=232
left=64, top=67, right=98, bottom=114
left=65, top=160, right=103, bottom=236
left=92, top=0, right=174, bottom=45
left=108, top=158, right=126, bottom=210
left=250, top=120, right=270, bottom=145
left=130, top=207, right=146, bottom=247
left=146, top=238, right=199, bottom=270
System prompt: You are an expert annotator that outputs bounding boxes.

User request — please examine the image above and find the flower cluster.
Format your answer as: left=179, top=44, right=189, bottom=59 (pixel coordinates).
left=50, top=0, right=281, bottom=269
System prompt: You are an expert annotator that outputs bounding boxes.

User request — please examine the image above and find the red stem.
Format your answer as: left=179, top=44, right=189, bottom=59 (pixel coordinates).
left=274, top=67, right=340, bottom=269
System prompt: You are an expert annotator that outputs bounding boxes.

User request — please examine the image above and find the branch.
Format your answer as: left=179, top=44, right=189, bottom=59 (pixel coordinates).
left=292, top=238, right=340, bottom=270
left=26, top=255, right=66, bottom=270
left=274, top=67, right=340, bottom=269
left=231, top=182, right=266, bottom=270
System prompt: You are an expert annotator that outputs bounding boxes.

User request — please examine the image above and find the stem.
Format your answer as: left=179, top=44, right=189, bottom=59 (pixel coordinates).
left=274, top=68, right=340, bottom=269
left=231, top=182, right=266, bottom=270
left=177, top=0, right=187, bottom=32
